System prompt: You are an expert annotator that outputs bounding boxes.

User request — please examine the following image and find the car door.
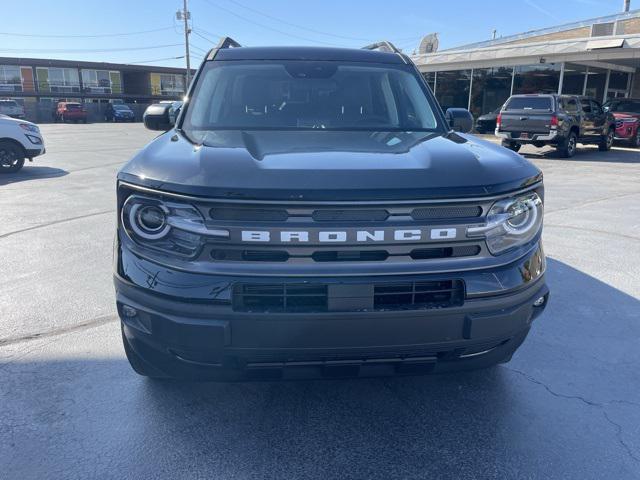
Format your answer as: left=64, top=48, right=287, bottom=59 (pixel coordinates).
left=589, top=100, right=607, bottom=136
left=579, top=98, right=597, bottom=138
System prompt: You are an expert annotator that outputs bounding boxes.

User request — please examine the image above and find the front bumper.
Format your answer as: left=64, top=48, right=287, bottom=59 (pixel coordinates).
left=115, top=240, right=548, bottom=380
left=614, top=124, right=638, bottom=140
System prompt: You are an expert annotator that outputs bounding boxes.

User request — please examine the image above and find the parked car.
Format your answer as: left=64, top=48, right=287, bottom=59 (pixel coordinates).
left=496, top=94, right=616, bottom=157
left=475, top=107, right=501, bottom=134
left=603, top=98, right=640, bottom=148
left=0, top=99, right=25, bottom=119
left=115, top=38, right=548, bottom=381
left=54, top=102, right=87, bottom=123
left=0, top=115, right=45, bottom=173
left=104, top=104, right=135, bottom=122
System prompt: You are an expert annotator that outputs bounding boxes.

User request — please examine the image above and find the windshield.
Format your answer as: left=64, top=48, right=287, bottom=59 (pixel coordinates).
left=604, top=100, right=640, bottom=113
left=0, top=100, right=18, bottom=107
left=182, top=60, right=441, bottom=140
left=113, top=105, right=130, bottom=111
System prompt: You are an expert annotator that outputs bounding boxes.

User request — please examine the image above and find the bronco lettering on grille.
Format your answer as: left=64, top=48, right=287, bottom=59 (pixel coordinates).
left=240, top=228, right=458, bottom=243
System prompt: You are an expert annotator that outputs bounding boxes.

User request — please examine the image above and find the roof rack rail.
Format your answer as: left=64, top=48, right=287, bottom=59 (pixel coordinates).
left=362, top=41, right=401, bottom=54
left=362, top=41, right=408, bottom=64
left=207, top=36, right=242, bottom=60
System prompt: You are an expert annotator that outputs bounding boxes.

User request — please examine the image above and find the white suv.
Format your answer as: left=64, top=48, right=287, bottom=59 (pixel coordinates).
left=0, top=115, right=45, bottom=173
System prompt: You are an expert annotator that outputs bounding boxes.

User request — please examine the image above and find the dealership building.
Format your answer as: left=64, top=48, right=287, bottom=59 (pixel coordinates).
left=412, top=9, right=640, bottom=119
left=0, top=57, right=191, bottom=121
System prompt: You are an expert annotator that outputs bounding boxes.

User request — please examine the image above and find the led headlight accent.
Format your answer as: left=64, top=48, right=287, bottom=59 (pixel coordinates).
left=129, top=203, right=170, bottom=240
left=122, top=194, right=228, bottom=257
left=467, top=192, right=543, bottom=255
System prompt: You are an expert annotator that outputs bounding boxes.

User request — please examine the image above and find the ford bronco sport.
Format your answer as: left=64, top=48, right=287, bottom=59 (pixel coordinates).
left=114, top=39, right=548, bottom=380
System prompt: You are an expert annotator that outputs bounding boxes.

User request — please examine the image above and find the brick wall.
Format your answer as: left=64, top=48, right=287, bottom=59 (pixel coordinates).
left=619, top=18, right=640, bottom=34
left=502, top=27, right=592, bottom=45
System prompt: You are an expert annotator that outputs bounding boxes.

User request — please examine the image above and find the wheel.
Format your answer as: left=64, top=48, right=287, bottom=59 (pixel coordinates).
left=631, top=129, right=640, bottom=148
left=558, top=131, right=577, bottom=158
left=598, top=128, right=614, bottom=152
left=501, top=140, right=521, bottom=152
left=0, top=141, right=26, bottom=173
left=121, top=324, right=168, bottom=379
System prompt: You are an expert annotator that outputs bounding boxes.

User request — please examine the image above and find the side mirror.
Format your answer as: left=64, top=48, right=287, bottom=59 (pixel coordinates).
left=445, top=108, right=474, bottom=133
left=143, top=104, right=173, bottom=131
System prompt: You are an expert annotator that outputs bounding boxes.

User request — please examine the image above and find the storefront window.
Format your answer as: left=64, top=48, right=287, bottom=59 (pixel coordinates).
left=435, top=70, right=471, bottom=111
left=607, top=71, right=630, bottom=99
left=585, top=67, right=607, bottom=102
left=470, top=67, right=513, bottom=118
left=513, top=63, right=561, bottom=95
left=422, top=72, right=436, bottom=94
left=561, top=63, right=587, bottom=95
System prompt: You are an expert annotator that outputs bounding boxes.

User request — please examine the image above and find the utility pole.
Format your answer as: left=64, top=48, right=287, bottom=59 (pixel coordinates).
left=177, top=0, right=191, bottom=93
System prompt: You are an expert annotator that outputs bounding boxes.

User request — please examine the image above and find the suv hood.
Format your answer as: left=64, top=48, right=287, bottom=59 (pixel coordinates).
left=119, top=130, right=542, bottom=201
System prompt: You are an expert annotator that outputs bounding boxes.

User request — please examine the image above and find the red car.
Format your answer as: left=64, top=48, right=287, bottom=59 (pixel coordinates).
left=604, top=98, right=640, bottom=148
left=54, top=102, right=88, bottom=123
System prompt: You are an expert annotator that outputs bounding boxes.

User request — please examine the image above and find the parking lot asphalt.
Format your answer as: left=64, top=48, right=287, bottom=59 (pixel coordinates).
left=1, top=124, right=639, bottom=479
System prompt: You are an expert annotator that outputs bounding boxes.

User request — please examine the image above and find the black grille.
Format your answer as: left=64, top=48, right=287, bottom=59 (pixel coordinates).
left=410, top=245, right=480, bottom=260
left=312, top=250, right=389, bottom=262
left=232, top=280, right=464, bottom=313
left=411, top=205, right=482, bottom=220
left=312, top=209, right=389, bottom=222
left=374, top=280, right=464, bottom=310
left=233, top=284, right=328, bottom=313
left=211, top=249, right=290, bottom=262
left=209, top=208, right=288, bottom=222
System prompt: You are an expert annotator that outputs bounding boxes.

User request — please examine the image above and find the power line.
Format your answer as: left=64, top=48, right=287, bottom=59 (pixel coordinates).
left=197, top=0, right=347, bottom=47
left=192, top=26, right=222, bottom=40
left=222, top=0, right=373, bottom=42
left=127, top=56, right=186, bottom=64
left=0, top=44, right=183, bottom=54
left=0, top=26, right=177, bottom=39
left=192, top=29, right=217, bottom=45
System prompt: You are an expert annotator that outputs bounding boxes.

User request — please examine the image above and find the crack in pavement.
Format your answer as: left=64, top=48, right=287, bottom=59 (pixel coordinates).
left=545, top=224, right=640, bottom=242
left=0, top=210, right=114, bottom=240
left=0, top=314, right=118, bottom=347
left=507, top=367, right=640, bottom=463
left=545, top=190, right=640, bottom=216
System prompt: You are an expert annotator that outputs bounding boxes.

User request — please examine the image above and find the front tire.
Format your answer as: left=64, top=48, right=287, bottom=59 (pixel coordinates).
left=598, top=127, right=614, bottom=152
left=558, top=131, right=577, bottom=158
left=631, top=129, right=640, bottom=148
left=0, top=141, right=26, bottom=173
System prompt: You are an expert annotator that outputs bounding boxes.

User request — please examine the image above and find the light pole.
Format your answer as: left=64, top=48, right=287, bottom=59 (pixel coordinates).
left=177, top=0, right=191, bottom=93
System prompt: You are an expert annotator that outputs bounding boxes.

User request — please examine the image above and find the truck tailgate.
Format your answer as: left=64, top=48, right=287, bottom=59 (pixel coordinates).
left=500, top=111, right=553, bottom=134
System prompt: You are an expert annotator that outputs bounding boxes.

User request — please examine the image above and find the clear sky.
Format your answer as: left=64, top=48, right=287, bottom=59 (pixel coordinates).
left=0, top=0, right=631, bottom=69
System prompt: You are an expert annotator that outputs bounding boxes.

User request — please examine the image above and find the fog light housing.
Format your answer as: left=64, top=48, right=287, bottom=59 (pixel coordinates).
left=533, top=296, right=546, bottom=307
left=121, top=305, right=138, bottom=318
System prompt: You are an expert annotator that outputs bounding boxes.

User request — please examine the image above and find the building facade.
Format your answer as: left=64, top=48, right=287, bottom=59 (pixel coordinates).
left=0, top=57, right=192, bottom=122
left=412, top=10, right=640, bottom=119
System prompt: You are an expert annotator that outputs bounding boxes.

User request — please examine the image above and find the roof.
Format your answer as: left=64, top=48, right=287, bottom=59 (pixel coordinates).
left=440, top=9, right=640, bottom=52
left=213, top=46, right=406, bottom=64
left=0, top=56, right=192, bottom=74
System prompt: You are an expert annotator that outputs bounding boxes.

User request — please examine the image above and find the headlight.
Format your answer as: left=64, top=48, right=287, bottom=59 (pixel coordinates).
left=19, top=123, right=40, bottom=133
left=121, top=194, right=229, bottom=257
left=467, top=192, right=543, bottom=255
left=25, top=134, right=42, bottom=145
